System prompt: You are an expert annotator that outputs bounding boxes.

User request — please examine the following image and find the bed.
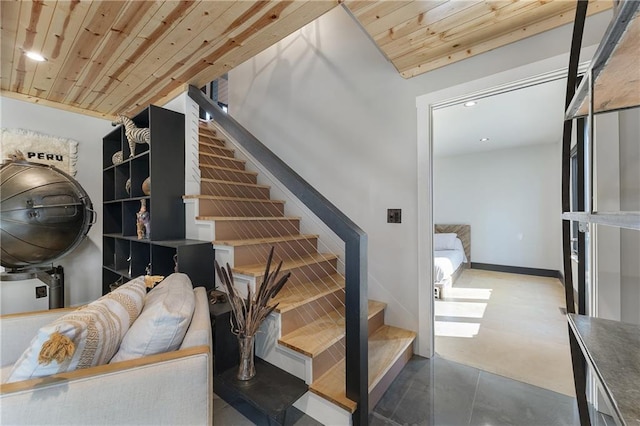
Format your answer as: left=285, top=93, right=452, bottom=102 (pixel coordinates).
left=434, top=224, right=470, bottom=299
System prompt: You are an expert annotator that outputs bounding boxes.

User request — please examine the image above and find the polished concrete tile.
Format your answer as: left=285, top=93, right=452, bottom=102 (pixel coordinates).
left=372, top=355, right=580, bottom=426
left=217, top=355, right=582, bottom=425
left=469, top=368, right=578, bottom=425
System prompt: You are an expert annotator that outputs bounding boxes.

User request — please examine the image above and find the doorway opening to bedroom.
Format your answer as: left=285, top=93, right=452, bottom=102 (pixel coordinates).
left=431, top=77, right=574, bottom=397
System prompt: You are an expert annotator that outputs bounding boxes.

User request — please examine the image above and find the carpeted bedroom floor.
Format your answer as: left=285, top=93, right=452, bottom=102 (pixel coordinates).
left=434, top=268, right=575, bottom=396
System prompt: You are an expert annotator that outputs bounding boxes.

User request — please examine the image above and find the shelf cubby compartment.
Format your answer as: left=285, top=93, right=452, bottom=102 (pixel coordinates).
left=130, top=240, right=151, bottom=277
left=102, top=268, right=127, bottom=295
left=151, top=240, right=215, bottom=289
left=114, top=238, right=131, bottom=274
left=122, top=198, right=151, bottom=238
left=103, top=168, right=116, bottom=202
left=130, top=154, right=150, bottom=198
left=114, top=163, right=130, bottom=200
left=103, top=126, right=124, bottom=169
left=103, top=237, right=116, bottom=270
left=103, top=202, right=122, bottom=235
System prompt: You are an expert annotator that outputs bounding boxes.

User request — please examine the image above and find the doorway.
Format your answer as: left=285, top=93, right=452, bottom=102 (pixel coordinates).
left=416, top=58, right=591, bottom=396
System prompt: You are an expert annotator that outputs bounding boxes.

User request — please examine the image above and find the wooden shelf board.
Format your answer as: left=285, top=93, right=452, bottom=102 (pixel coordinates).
left=566, top=2, right=640, bottom=118
left=568, top=314, right=640, bottom=425
left=561, top=211, right=640, bottom=230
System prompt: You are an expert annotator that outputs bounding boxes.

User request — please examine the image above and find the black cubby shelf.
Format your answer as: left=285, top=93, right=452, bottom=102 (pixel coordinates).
left=102, top=105, right=214, bottom=295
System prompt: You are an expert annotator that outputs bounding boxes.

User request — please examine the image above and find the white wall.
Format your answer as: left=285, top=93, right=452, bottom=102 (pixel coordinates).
left=0, top=96, right=112, bottom=307
left=433, top=143, right=562, bottom=270
left=229, top=5, right=611, bottom=336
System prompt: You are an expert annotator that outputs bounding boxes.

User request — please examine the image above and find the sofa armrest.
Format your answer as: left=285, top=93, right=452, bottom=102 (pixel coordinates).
left=0, top=308, right=77, bottom=366
left=0, top=346, right=213, bottom=425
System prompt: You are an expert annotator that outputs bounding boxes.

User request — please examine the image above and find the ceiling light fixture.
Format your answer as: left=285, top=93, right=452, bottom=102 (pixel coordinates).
left=480, top=137, right=490, bottom=142
left=25, top=51, right=47, bottom=62
left=463, top=101, right=477, bottom=107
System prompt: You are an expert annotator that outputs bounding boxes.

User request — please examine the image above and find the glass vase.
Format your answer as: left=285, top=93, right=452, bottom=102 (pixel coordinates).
left=237, top=335, right=256, bottom=381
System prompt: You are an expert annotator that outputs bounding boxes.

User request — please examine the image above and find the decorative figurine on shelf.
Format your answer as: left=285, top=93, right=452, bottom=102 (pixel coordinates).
left=142, top=176, right=151, bottom=195
left=112, top=115, right=150, bottom=158
left=136, top=199, right=150, bottom=239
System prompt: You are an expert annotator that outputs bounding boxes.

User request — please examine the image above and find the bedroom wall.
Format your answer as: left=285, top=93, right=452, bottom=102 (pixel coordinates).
left=433, top=143, right=562, bottom=271
left=0, top=96, right=112, bottom=308
left=228, top=5, right=610, bottom=337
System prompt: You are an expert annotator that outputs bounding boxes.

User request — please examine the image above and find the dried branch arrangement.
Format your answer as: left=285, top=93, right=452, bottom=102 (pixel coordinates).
left=214, top=247, right=291, bottom=338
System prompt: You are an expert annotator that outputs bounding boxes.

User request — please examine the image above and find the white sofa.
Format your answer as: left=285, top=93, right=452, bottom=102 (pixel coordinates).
left=0, top=286, right=212, bottom=425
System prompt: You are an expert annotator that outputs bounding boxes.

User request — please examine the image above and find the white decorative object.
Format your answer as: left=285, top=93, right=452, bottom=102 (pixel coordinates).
left=0, top=128, right=79, bottom=176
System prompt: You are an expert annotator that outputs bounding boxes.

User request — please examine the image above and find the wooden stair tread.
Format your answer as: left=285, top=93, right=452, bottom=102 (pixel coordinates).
left=309, top=325, right=416, bottom=413
left=278, top=300, right=386, bottom=358
left=201, top=178, right=269, bottom=189
left=199, top=140, right=231, bottom=150
left=213, top=234, right=318, bottom=247
left=200, top=152, right=245, bottom=164
left=233, top=252, right=338, bottom=277
left=273, top=273, right=345, bottom=313
left=184, top=194, right=284, bottom=204
left=196, top=216, right=301, bottom=222
left=199, top=164, right=258, bottom=176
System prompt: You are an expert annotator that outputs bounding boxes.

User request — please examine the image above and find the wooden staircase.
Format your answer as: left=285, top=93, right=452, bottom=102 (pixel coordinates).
left=186, top=123, right=416, bottom=420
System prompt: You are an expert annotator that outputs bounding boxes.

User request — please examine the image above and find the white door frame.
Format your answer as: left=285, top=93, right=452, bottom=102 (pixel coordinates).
left=414, top=50, right=593, bottom=357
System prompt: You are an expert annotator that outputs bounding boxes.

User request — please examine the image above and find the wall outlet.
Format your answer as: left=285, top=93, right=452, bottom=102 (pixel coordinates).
left=35, top=286, right=48, bottom=299
left=387, top=209, right=402, bottom=223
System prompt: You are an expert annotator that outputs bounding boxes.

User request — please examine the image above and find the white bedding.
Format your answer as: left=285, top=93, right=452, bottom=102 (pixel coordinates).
left=434, top=238, right=467, bottom=284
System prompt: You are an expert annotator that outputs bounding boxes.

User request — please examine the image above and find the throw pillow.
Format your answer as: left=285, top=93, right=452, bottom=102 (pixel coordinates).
left=6, top=276, right=147, bottom=383
left=434, top=233, right=458, bottom=250
left=110, top=273, right=195, bottom=363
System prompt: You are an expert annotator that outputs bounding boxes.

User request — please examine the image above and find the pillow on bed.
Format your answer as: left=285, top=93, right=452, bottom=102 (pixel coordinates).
left=454, top=238, right=468, bottom=262
left=434, top=233, right=458, bottom=250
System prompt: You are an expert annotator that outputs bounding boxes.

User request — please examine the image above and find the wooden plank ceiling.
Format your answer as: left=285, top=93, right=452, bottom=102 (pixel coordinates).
left=1, top=1, right=611, bottom=119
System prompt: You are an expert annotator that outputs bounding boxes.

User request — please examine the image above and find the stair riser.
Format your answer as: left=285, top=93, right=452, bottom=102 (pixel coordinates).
left=199, top=143, right=234, bottom=158
left=257, top=258, right=337, bottom=287
left=310, top=308, right=386, bottom=382
left=198, top=199, right=284, bottom=217
left=233, top=237, right=318, bottom=267
left=280, top=287, right=344, bottom=336
left=201, top=181, right=270, bottom=199
left=199, top=153, right=245, bottom=170
left=200, top=166, right=257, bottom=184
left=213, top=219, right=300, bottom=240
left=369, top=343, right=413, bottom=412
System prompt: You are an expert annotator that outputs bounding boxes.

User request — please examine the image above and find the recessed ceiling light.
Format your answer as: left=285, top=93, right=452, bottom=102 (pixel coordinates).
left=25, top=51, right=47, bottom=62
left=464, top=101, right=477, bottom=107
left=480, top=137, right=490, bottom=142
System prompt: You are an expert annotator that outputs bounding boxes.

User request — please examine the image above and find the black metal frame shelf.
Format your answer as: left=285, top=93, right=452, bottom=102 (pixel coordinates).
left=561, top=212, right=640, bottom=230
left=568, top=314, right=640, bottom=425
left=561, top=1, right=640, bottom=425
left=101, top=105, right=214, bottom=294
left=565, top=1, right=640, bottom=119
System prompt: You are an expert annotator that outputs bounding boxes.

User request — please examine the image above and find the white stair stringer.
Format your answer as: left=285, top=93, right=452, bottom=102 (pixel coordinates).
left=183, top=197, right=214, bottom=241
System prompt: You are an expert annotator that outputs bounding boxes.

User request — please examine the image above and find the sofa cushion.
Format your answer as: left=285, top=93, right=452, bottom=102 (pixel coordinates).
left=5, top=276, right=147, bottom=383
left=110, top=273, right=195, bottom=363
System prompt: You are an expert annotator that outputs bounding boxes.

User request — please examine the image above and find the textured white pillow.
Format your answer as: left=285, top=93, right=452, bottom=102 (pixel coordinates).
left=6, top=276, right=147, bottom=383
left=434, top=233, right=458, bottom=250
left=110, top=273, right=195, bottom=362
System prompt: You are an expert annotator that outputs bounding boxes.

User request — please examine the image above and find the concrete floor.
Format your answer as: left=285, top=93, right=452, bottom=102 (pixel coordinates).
left=435, top=269, right=574, bottom=396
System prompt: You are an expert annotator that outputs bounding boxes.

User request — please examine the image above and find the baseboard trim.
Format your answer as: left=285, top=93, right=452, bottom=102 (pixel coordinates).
left=471, top=263, right=562, bottom=280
